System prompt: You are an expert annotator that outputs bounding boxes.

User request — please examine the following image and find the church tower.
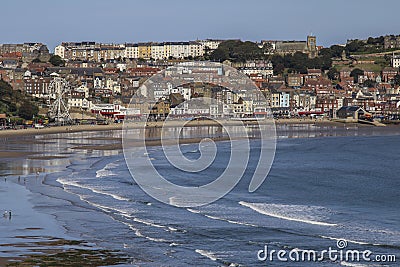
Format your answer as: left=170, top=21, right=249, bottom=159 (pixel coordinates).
left=307, top=35, right=317, bottom=58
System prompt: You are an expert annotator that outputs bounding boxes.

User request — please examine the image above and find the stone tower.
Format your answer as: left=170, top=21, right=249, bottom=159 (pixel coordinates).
left=307, top=35, right=317, bottom=58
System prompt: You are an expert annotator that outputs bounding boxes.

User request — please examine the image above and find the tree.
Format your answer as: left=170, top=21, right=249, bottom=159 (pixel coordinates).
left=330, top=45, right=345, bottom=58
left=274, top=63, right=285, bottom=75
left=319, top=45, right=344, bottom=59
left=350, top=68, right=364, bottom=77
left=350, top=68, right=364, bottom=83
left=49, top=55, right=65, bottom=66
left=327, top=67, right=339, bottom=80
left=367, top=36, right=384, bottom=45
left=362, top=79, right=375, bottom=88
left=270, top=51, right=333, bottom=75
left=346, top=40, right=363, bottom=53
left=0, top=79, right=39, bottom=119
left=18, top=100, right=38, bottom=120
left=319, top=48, right=333, bottom=58
left=0, top=79, right=14, bottom=98
left=286, top=52, right=309, bottom=73
left=210, top=40, right=264, bottom=62
left=367, top=37, right=375, bottom=45
left=209, top=49, right=229, bottom=62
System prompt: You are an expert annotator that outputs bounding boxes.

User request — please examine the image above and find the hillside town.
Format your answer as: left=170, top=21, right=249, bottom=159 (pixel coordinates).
left=2, top=34, right=400, bottom=126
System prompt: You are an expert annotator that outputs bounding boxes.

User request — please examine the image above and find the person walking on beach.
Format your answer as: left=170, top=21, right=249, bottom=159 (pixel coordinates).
left=3, top=210, right=11, bottom=220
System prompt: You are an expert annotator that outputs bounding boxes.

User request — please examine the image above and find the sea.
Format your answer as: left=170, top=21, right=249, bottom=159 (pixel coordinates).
left=1, top=124, right=399, bottom=266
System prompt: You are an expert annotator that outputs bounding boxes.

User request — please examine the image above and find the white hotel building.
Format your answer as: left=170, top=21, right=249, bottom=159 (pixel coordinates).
left=56, top=40, right=220, bottom=61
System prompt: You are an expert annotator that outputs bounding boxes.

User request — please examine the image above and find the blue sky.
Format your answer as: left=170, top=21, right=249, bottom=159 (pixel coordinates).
left=2, top=0, right=400, bottom=51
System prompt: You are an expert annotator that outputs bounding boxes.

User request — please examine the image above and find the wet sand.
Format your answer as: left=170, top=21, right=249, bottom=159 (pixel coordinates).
left=0, top=167, right=130, bottom=266
left=0, top=118, right=348, bottom=139
left=0, top=151, right=36, bottom=158
left=0, top=123, right=123, bottom=138
left=71, top=136, right=233, bottom=151
left=0, top=181, right=68, bottom=263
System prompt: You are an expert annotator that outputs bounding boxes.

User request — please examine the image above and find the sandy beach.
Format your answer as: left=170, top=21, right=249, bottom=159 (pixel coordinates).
left=0, top=180, right=70, bottom=266
left=0, top=118, right=348, bottom=139
left=0, top=118, right=394, bottom=155
left=0, top=149, right=131, bottom=265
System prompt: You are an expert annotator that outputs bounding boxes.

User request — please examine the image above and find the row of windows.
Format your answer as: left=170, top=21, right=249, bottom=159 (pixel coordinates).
left=26, top=90, right=47, bottom=94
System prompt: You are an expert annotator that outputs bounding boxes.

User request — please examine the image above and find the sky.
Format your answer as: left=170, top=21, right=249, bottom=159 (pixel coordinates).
left=2, top=0, right=400, bottom=51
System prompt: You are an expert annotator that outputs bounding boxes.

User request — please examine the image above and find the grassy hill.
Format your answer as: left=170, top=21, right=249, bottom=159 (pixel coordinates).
left=0, top=79, right=38, bottom=120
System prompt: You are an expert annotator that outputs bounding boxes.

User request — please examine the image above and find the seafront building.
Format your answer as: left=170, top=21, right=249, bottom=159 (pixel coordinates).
left=0, top=43, right=50, bottom=62
left=2, top=35, right=400, bottom=121
left=55, top=41, right=208, bottom=61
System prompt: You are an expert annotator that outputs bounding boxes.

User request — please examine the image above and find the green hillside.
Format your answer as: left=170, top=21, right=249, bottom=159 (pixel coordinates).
left=0, top=79, right=38, bottom=120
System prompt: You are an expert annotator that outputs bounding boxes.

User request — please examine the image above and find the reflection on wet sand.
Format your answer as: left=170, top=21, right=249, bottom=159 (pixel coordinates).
left=1, top=124, right=398, bottom=178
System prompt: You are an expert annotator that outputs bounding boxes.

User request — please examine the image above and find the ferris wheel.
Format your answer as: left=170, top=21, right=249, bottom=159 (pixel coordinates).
left=48, top=76, right=72, bottom=123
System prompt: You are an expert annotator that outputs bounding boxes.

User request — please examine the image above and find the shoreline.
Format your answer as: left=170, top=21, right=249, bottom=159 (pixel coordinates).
left=0, top=167, right=131, bottom=266
left=0, top=119, right=399, bottom=155
left=0, top=118, right=381, bottom=139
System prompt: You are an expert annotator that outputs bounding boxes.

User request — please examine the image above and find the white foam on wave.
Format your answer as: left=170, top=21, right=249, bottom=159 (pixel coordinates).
left=186, top=208, right=201, bottom=214
left=95, top=162, right=119, bottom=178
left=95, top=169, right=115, bottom=178
left=320, top=235, right=389, bottom=247
left=195, top=249, right=218, bottom=261
left=60, top=190, right=179, bottom=245
left=340, top=262, right=373, bottom=267
left=168, top=226, right=179, bottom=232
left=196, top=249, right=242, bottom=267
left=133, top=218, right=166, bottom=229
left=123, top=222, right=169, bottom=243
left=204, top=214, right=258, bottom=227
left=56, top=177, right=139, bottom=221
left=239, top=201, right=337, bottom=227
left=196, top=248, right=241, bottom=266
left=187, top=208, right=257, bottom=227
left=120, top=213, right=134, bottom=219
left=56, top=177, right=131, bottom=202
left=73, top=197, right=136, bottom=219
left=124, top=222, right=144, bottom=238
left=145, top=236, right=168, bottom=243
left=132, top=218, right=184, bottom=233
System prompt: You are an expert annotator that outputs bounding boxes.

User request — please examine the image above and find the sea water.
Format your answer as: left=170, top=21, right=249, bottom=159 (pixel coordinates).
left=2, top=127, right=400, bottom=266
